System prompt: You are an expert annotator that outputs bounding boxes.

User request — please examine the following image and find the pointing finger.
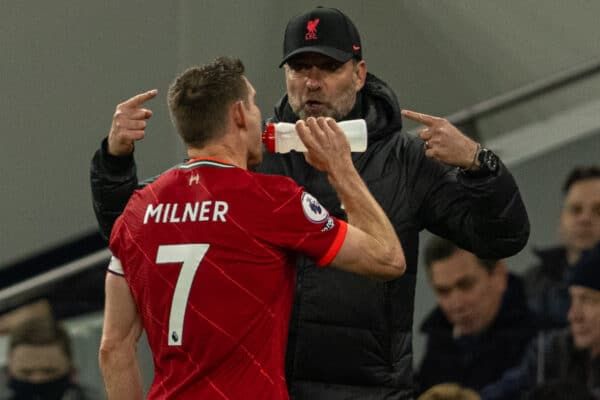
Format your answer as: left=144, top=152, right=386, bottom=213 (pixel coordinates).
left=401, top=109, right=440, bottom=127
left=120, top=89, right=158, bottom=109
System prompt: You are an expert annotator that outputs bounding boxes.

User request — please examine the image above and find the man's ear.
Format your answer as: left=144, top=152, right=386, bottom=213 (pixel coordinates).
left=232, top=100, right=247, bottom=129
left=354, top=60, right=367, bottom=91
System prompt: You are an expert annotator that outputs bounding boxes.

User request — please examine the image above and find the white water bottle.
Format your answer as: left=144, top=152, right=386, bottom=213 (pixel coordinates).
left=262, top=119, right=368, bottom=153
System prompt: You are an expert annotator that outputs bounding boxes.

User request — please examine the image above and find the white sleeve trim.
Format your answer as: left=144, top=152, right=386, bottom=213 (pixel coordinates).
left=108, top=256, right=124, bottom=275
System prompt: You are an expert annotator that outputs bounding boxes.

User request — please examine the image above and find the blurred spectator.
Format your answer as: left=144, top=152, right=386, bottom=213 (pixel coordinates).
left=417, top=236, right=538, bottom=393
left=480, top=242, right=600, bottom=399
left=1, top=317, right=100, bottom=400
left=0, top=300, right=52, bottom=335
left=524, top=165, right=600, bottom=329
left=418, top=383, right=480, bottom=400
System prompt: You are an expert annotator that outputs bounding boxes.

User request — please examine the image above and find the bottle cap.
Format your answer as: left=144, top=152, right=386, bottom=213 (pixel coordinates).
left=262, top=123, right=276, bottom=153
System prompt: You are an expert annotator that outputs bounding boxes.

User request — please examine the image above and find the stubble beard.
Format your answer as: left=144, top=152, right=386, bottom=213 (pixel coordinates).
left=289, top=83, right=357, bottom=121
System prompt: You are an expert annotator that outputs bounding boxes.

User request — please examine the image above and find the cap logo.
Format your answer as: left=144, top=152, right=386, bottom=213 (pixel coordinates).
left=353, top=45, right=361, bottom=51
left=305, top=18, right=319, bottom=40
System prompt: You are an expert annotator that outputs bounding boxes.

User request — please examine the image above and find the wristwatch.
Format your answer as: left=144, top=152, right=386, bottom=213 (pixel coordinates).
left=464, top=147, right=499, bottom=177
left=477, top=147, right=498, bottom=174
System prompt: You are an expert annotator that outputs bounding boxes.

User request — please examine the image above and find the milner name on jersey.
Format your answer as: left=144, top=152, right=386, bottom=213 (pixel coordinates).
left=143, top=201, right=229, bottom=224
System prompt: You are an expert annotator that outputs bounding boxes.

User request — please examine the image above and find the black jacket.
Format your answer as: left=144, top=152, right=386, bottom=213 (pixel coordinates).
left=91, top=72, right=529, bottom=399
left=417, top=274, right=538, bottom=393
left=522, top=246, right=572, bottom=330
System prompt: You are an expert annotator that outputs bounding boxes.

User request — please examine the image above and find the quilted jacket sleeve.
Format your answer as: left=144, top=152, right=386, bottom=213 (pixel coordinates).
left=90, top=138, right=139, bottom=241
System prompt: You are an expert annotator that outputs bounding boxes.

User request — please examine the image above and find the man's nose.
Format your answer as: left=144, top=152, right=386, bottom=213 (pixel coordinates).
left=305, top=66, right=322, bottom=89
left=446, top=291, right=465, bottom=313
left=576, top=207, right=595, bottom=224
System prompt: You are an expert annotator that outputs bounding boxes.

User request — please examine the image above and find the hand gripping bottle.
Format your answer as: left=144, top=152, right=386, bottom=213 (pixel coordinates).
left=262, top=119, right=368, bottom=153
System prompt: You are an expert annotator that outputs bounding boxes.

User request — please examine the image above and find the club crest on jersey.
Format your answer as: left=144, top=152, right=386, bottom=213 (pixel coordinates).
left=301, top=192, right=328, bottom=223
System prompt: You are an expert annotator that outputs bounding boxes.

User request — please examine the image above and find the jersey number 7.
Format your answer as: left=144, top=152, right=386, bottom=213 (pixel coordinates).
left=156, top=244, right=210, bottom=346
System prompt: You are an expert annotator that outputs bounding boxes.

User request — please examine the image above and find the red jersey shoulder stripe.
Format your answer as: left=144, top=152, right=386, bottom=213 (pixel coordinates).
left=317, top=220, right=348, bottom=267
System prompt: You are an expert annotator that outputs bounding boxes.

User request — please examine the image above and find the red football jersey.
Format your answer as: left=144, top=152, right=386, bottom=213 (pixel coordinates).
left=108, top=158, right=347, bottom=400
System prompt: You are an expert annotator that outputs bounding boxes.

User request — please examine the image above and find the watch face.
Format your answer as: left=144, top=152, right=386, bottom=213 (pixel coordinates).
left=478, top=148, right=498, bottom=173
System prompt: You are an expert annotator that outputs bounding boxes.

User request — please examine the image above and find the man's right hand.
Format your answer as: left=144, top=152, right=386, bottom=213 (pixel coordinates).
left=108, top=89, right=158, bottom=156
left=295, top=117, right=354, bottom=178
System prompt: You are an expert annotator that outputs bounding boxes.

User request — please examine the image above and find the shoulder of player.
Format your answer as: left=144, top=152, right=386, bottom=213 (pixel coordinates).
left=134, top=166, right=182, bottom=196
left=250, top=171, right=301, bottom=196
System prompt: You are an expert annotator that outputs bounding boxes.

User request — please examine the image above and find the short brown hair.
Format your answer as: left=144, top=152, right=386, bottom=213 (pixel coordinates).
left=562, top=165, right=600, bottom=194
left=167, top=57, right=248, bottom=148
left=9, top=317, right=73, bottom=361
left=423, top=236, right=498, bottom=273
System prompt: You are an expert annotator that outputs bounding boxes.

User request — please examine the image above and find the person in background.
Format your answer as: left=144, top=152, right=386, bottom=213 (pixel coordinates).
left=1, top=316, right=99, bottom=400
left=417, top=236, right=538, bottom=393
left=524, top=165, right=600, bottom=329
left=90, top=7, right=530, bottom=398
left=99, top=57, right=405, bottom=399
left=480, top=241, right=600, bottom=399
left=0, top=300, right=52, bottom=335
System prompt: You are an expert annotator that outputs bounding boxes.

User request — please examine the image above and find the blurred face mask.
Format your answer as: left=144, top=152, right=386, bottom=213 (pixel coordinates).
left=8, top=374, right=72, bottom=400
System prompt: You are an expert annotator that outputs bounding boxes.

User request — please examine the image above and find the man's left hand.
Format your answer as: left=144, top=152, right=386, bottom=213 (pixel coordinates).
left=402, top=109, right=479, bottom=170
